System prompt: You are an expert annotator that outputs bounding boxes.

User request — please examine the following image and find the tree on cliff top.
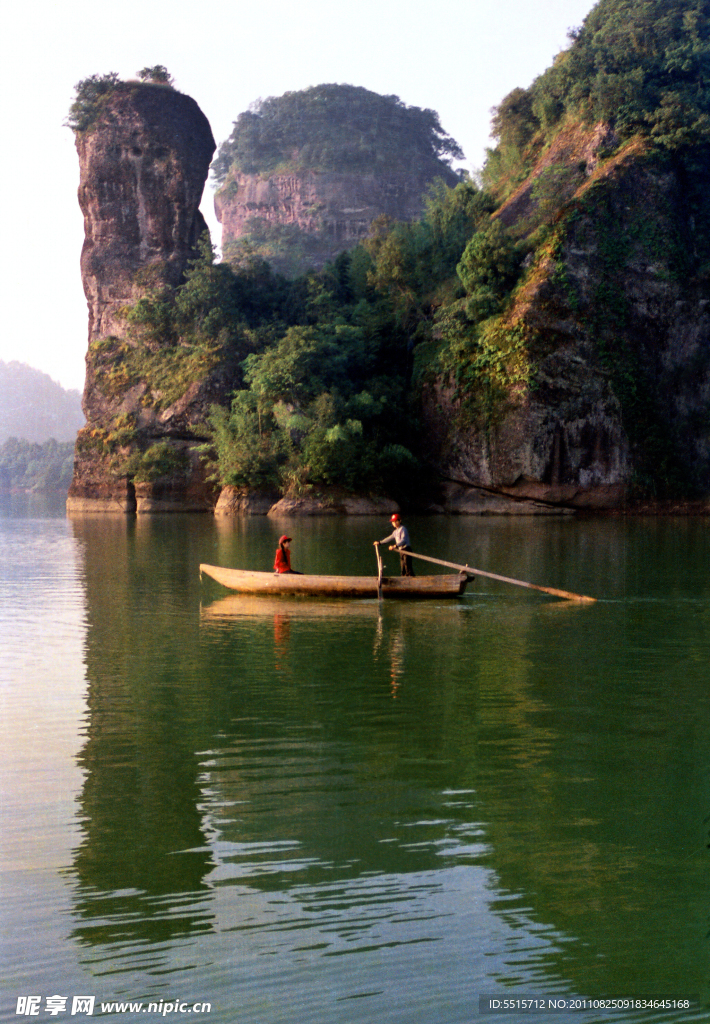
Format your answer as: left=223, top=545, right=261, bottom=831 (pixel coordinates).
left=66, top=68, right=175, bottom=134
left=211, top=84, right=463, bottom=183
left=557, top=0, right=710, bottom=144
left=137, top=66, right=174, bottom=87
left=66, top=73, right=121, bottom=133
left=486, top=0, right=710, bottom=190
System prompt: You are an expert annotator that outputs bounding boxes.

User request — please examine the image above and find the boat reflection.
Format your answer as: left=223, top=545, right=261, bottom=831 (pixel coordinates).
left=200, top=593, right=383, bottom=621
left=201, top=593, right=430, bottom=699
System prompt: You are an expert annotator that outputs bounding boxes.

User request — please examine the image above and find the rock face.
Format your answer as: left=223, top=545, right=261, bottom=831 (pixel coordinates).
left=67, top=84, right=710, bottom=516
left=77, top=83, right=214, bottom=343
left=422, top=126, right=710, bottom=509
left=216, top=167, right=459, bottom=276
left=67, top=82, right=217, bottom=513
left=213, top=486, right=399, bottom=517
left=267, top=492, right=399, bottom=517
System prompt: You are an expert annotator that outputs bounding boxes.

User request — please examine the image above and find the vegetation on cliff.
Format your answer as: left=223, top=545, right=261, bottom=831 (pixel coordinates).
left=211, top=84, right=463, bottom=183
left=101, top=235, right=424, bottom=501
left=88, top=236, right=292, bottom=410
left=436, top=0, right=710, bottom=499
left=486, top=0, right=710, bottom=198
left=79, top=0, right=710, bottom=506
left=105, top=171, right=528, bottom=503
left=66, top=67, right=175, bottom=134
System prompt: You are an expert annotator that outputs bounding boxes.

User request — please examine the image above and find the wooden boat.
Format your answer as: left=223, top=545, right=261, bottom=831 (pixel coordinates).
left=199, top=563, right=470, bottom=599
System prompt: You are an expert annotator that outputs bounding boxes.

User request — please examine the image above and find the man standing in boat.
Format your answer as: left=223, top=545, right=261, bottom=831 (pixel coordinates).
left=274, top=535, right=302, bottom=574
left=374, top=514, right=415, bottom=577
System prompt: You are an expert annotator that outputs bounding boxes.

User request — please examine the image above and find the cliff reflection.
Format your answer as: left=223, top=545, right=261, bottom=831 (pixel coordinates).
left=68, top=515, right=216, bottom=950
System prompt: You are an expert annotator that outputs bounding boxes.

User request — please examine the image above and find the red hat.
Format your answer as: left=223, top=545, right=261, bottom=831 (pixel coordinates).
left=279, top=535, right=292, bottom=543
left=390, top=514, right=401, bottom=523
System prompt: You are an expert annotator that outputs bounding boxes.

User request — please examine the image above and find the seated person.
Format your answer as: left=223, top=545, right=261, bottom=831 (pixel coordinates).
left=274, top=535, right=302, bottom=574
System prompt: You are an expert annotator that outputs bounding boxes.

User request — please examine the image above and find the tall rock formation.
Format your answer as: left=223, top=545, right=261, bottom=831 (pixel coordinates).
left=67, top=81, right=218, bottom=513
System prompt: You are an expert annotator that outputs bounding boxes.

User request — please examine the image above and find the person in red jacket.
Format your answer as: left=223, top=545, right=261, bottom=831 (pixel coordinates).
left=274, top=535, right=301, bottom=574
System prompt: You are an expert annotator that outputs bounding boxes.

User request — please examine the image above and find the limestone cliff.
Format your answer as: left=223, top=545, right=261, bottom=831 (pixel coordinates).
left=67, top=81, right=218, bottom=513
left=66, top=79, right=710, bottom=517
left=216, top=166, right=459, bottom=276
left=421, top=126, right=710, bottom=510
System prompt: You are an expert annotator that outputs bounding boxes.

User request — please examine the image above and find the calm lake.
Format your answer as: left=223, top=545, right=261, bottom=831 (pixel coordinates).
left=2, top=494, right=709, bottom=1024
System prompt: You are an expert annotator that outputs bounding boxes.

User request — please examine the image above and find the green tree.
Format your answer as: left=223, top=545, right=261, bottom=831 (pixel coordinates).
left=363, top=181, right=495, bottom=332
left=242, top=323, right=370, bottom=408
left=66, top=72, right=120, bottom=133
left=456, top=220, right=522, bottom=319
left=137, top=66, right=174, bottom=87
left=491, top=87, right=539, bottom=152
left=0, top=437, right=75, bottom=491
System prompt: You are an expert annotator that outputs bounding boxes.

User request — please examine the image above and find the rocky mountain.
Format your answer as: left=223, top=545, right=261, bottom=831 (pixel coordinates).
left=215, top=167, right=459, bottom=278
left=67, top=5, right=710, bottom=515
left=419, top=0, right=710, bottom=511
left=0, top=361, right=83, bottom=443
left=420, top=126, right=653, bottom=510
left=66, top=79, right=219, bottom=513
left=212, top=85, right=461, bottom=276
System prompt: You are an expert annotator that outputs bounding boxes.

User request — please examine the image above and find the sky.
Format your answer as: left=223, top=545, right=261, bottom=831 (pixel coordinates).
left=0, top=0, right=598, bottom=394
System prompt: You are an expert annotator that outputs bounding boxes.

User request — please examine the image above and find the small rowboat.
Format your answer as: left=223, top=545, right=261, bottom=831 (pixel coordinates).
left=199, top=564, right=470, bottom=599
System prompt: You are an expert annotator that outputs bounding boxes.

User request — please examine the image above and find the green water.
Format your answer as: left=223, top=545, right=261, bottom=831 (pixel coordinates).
left=2, top=500, right=708, bottom=1023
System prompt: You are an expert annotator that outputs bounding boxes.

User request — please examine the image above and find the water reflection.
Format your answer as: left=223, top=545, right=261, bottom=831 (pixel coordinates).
left=62, top=514, right=710, bottom=1016
left=67, top=516, right=217, bottom=964
left=202, top=594, right=410, bottom=695
left=372, top=614, right=406, bottom=698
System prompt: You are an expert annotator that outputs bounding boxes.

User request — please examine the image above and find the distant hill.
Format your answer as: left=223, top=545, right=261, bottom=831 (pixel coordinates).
left=0, top=436, right=76, bottom=493
left=0, top=361, right=84, bottom=442
left=212, top=84, right=463, bottom=276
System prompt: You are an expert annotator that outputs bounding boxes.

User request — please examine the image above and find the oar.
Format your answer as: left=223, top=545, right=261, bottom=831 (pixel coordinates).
left=402, top=549, right=596, bottom=603
left=375, top=543, right=384, bottom=601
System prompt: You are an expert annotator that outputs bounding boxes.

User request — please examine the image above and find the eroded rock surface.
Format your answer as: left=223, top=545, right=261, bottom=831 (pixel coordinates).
left=67, top=82, right=217, bottom=513
left=216, top=167, right=458, bottom=276
left=422, top=128, right=710, bottom=509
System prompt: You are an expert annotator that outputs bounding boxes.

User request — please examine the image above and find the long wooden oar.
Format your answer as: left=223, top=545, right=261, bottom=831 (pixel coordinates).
left=403, top=549, right=596, bottom=603
left=375, top=544, right=384, bottom=601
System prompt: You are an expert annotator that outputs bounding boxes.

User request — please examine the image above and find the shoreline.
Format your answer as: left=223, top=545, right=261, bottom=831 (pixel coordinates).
left=577, top=499, right=710, bottom=517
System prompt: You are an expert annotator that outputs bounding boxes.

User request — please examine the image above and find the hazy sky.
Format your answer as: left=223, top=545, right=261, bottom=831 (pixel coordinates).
left=0, top=0, right=597, bottom=393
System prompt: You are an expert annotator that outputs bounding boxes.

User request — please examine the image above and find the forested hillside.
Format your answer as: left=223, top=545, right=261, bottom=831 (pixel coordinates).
left=0, top=437, right=75, bottom=493
left=70, top=0, right=710, bottom=512
left=0, top=362, right=81, bottom=491
left=212, top=84, right=462, bottom=182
